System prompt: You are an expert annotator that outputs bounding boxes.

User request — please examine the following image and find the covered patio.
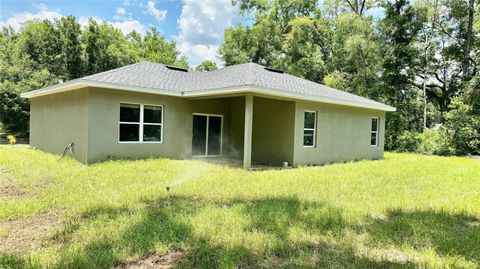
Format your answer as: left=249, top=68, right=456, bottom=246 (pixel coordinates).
left=188, top=94, right=296, bottom=168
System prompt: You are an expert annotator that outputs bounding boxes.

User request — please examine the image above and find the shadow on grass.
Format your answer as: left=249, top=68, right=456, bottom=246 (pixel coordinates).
left=6, top=197, right=474, bottom=268
left=364, top=209, right=480, bottom=263
left=0, top=254, right=28, bottom=269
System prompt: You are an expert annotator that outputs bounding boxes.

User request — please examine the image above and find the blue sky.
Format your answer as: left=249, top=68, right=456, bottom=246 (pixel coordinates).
left=0, top=0, right=242, bottom=65
left=1, top=0, right=185, bottom=38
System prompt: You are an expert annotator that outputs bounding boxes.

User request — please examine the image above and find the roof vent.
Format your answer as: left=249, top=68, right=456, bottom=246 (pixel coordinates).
left=165, top=65, right=188, bottom=72
left=264, top=67, right=284, bottom=74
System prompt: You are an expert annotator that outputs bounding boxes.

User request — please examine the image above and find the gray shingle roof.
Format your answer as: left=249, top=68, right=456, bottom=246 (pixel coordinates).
left=24, top=61, right=395, bottom=111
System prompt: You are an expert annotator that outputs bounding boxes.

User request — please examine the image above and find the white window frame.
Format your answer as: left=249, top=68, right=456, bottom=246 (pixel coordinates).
left=192, top=113, right=223, bottom=157
left=303, top=110, right=317, bottom=148
left=370, top=117, right=379, bottom=147
left=119, top=103, right=163, bottom=144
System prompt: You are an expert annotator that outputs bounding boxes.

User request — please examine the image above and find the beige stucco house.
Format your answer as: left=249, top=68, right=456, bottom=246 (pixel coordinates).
left=21, top=62, right=395, bottom=168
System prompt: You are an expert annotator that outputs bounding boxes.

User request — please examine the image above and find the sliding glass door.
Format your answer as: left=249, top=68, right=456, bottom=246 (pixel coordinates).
left=192, top=114, right=222, bottom=156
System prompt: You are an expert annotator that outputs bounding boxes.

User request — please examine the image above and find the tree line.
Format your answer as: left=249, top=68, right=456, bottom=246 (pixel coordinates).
left=219, top=0, right=479, bottom=155
left=0, top=0, right=479, bottom=155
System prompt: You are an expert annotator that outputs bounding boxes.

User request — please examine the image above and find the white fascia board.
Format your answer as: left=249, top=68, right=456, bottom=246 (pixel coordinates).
left=20, top=80, right=85, bottom=98
left=184, top=85, right=397, bottom=112
left=20, top=79, right=181, bottom=98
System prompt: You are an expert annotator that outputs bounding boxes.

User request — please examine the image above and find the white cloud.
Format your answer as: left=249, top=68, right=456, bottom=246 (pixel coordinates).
left=79, top=16, right=146, bottom=36
left=116, top=7, right=126, bottom=15
left=178, top=43, right=220, bottom=66
left=112, top=20, right=145, bottom=35
left=113, top=6, right=130, bottom=21
left=0, top=10, right=62, bottom=31
left=147, top=1, right=167, bottom=21
left=123, top=0, right=131, bottom=6
left=176, top=0, right=236, bottom=66
left=32, top=2, right=49, bottom=11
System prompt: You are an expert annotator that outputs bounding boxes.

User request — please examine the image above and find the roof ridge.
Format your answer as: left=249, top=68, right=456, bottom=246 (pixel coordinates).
left=246, top=63, right=260, bottom=85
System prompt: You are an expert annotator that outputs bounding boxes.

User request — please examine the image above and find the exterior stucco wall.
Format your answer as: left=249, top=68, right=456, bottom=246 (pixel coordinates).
left=29, top=87, right=387, bottom=165
left=252, top=97, right=295, bottom=165
left=227, top=97, right=245, bottom=159
left=293, top=100, right=386, bottom=165
left=29, top=89, right=89, bottom=162
left=86, top=88, right=245, bottom=162
left=87, top=87, right=192, bottom=162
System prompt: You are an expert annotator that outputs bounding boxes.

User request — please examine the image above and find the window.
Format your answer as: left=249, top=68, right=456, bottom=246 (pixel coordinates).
left=370, top=117, right=379, bottom=146
left=303, top=111, right=316, bottom=147
left=119, top=104, right=140, bottom=142
left=119, top=103, right=162, bottom=143
left=143, top=105, right=162, bottom=142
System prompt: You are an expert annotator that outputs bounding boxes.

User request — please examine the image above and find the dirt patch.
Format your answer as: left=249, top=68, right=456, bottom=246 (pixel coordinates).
left=0, top=182, right=28, bottom=199
left=0, top=167, right=13, bottom=174
left=117, top=249, right=186, bottom=269
left=359, top=246, right=419, bottom=265
left=0, top=212, right=61, bottom=253
left=0, top=167, right=26, bottom=199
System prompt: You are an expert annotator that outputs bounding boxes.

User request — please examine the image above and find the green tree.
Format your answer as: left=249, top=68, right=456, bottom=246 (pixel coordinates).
left=445, top=97, right=480, bottom=155
left=0, top=26, right=59, bottom=131
left=220, top=19, right=284, bottom=68
left=323, top=70, right=348, bottom=90
left=220, top=0, right=328, bottom=82
left=83, top=18, right=102, bottom=74
left=16, top=20, right=62, bottom=75
left=328, top=13, right=381, bottom=97
left=140, top=28, right=188, bottom=68
left=57, top=15, right=83, bottom=79
left=83, top=18, right=139, bottom=75
left=283, top=15, right=327, bottom=83
left=323, top=0, right=377, bottom=18
left=195, top=60, right=218, bottom=71
left=412, top=0, right=479, bottom=120
left=379, top=0, right=426, bottom=149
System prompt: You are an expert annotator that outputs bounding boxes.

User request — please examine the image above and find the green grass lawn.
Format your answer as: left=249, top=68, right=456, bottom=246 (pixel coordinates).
left=1, top=146, right=480, bottom=268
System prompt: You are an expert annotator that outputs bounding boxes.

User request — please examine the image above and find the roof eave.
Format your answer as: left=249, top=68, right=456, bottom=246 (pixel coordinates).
left=20, top=79, right=181, bottom=99
left=21, top=81, right=396, bottom=112
left=20, top=80, right=85, bottom=98
left=184, top=85, right=397, bottom=112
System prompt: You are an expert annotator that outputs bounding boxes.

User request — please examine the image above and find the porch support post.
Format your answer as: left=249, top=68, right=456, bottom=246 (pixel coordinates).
left=243, top=94, right=253, bottom=169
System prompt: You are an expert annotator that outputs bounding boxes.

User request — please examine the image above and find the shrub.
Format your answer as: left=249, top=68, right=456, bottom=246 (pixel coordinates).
left=7, top=135, right=16, bottom=144
left=445, top=98, right=480, bottom=155
left=396, top=131, right=422, bottom=152
left=417, top=129, right=454, bottom=155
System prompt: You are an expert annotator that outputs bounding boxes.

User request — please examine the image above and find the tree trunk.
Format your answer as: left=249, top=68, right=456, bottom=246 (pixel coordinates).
left=463, top=0, right=475, bottom=80
left=344, top=0, right=366, bottom=17
left=422, top=67, right=427, bottom=130
left=422, top=32, right=430, bottom=131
